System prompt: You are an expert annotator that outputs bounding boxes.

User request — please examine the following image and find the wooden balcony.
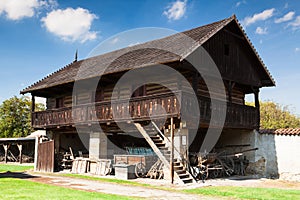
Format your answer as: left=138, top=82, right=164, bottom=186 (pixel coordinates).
left=32, top=91, right=258, bottom=129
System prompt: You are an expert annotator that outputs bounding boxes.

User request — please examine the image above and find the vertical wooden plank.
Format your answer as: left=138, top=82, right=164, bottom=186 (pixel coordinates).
left=254, top=88, right=260, bottom=130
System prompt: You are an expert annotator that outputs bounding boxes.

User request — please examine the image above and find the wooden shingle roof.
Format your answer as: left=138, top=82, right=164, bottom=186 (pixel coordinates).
left=260, top=128, right=300, bottom=136
left=21, top=15, right=275, bottom=94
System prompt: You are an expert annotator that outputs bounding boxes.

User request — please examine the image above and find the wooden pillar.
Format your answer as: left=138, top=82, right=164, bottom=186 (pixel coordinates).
left=31, top=95, right=35, bottom=112
left=34, top=136, right=39, bottom=171
left=254, top=88, right=260, bottom=130
left=17, top=144, right=23, bottom=164
left=227, top=81, right=235, bottom=104
left=3, top=144, right=10, bottom=163
left=170, top=117, right=174, bottom=184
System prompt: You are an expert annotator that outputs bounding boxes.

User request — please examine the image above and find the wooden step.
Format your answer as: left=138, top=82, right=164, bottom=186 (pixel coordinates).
left=155, top=143, right=166, bottom=147
left=148, top=133, right=158, bottom=137
left=158, top=146, right=168, bottom=151
left=150, top=135, right=160, bottom=140
left=181, top=177, right=193, bottom=184
left=174, top=165, right=183, bottom=171
left=175, top=169, right=187, bottom=174
left=178, top=173, right=190, bottom=179
left=152, top=138, right=163, bottom=143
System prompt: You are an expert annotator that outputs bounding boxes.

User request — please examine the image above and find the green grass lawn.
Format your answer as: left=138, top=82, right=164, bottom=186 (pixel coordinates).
left=0, top=164, right=138, bottom=200
left=2, top=164, right=300, bottom=200
left=0, top=164, right=33, bottom=172
left=0, top=178, right=136, bottom=200
left=184, top=186, right=300, bottom=200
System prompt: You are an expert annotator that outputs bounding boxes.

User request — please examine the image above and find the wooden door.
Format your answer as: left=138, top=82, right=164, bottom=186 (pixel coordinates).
left=36, top=140, right=54, bottom=172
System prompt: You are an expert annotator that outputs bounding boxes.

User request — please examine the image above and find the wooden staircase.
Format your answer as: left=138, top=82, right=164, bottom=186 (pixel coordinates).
left=134, top=123, right=196, bottom=184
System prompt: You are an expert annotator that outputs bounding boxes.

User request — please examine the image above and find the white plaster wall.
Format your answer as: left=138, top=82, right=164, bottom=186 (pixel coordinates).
left=274, top=135, right=300, bottom=180
left=254, top=131, right=278, bottom=177
left=254, top=131, right=300, bottom=180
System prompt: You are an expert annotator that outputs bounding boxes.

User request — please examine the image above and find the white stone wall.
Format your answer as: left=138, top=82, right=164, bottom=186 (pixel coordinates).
left=274, top=134, right=300, bottom=181
left=207, top=129, right=300, bottom=180
left=253, top=131, right=278, bottom=177
left=254, top=130, right=300, bottom=180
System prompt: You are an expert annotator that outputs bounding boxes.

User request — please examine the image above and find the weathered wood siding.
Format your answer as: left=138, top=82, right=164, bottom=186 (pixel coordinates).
left=46, top=72, right=245, bottom=111
left=203, top=29, right=261, bottom=87
left=36, top=140, right=54, bottom=172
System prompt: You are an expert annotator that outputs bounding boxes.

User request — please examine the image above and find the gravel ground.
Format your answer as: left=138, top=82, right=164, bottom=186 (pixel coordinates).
left=26, top=173, right=224, bottom=199
left=5, top=170, right=300, bottom=199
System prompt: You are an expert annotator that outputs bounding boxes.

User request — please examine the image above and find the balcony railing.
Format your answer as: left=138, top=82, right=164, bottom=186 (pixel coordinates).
left=32, top=91, right=258, bottom=129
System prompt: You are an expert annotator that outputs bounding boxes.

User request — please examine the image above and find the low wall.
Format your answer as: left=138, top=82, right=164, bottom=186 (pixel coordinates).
left=253, top=131, right=300, bottom=180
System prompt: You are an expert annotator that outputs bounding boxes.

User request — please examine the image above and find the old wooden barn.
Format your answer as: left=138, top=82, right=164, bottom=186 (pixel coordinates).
left=21, top=15, right=275, bottom=184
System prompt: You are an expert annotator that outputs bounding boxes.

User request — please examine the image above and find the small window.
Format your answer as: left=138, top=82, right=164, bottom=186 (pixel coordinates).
left=224, top=44, right=230, bottom=56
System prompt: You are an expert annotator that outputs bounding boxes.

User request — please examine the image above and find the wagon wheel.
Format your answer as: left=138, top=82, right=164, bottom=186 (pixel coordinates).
left=135, top=162, right=146, bottom=178
left=223, top=157, right=235, bottom=176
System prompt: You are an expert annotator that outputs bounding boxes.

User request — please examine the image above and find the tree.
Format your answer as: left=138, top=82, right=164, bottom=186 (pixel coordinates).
left=247, top=101, right=300, bottom=129
left=0, top=96, right=45, bottom=138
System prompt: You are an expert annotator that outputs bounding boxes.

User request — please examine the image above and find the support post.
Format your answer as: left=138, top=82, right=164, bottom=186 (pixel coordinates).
left=254, top=88, right=260, bottom=130
left=31, top=95, right=35, bottom=112
left=170, top=117, right=174, bottom=184
left=3, top=144, right=10, bottom=163
left=227, top=81, right=235, bottom=104
left=17, top=144, right=23, bottom=164
left=34, top=136, right=39, bottom=171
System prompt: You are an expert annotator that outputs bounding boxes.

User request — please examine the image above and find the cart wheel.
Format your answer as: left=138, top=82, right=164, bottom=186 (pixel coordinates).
left=135, top=163, right=146, bottom=178
left=224, top=158, right=235, bottom=176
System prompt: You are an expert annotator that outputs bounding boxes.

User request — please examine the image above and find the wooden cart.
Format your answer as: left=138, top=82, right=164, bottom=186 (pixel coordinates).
left=114, top=154, right=157, bottom=178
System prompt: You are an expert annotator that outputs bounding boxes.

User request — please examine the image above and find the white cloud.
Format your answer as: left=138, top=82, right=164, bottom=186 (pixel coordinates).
left=163, top=0, right=187, bottom=21
left=275, top=11, right=295, bottom=23
left=110, top=37, right=119, bottom=44
left=41, top=7, right=98, bottom=43
left=255, top=26, right=268, bottom=35
left=242, top=8, right=275, bottom=26
left=235, top=0, right=246, bottom=7
left=0, top=0, right=53, bottom=20
left=289, top=16, right=300, bottom=29
left=295, top=47, right=300, bottom=52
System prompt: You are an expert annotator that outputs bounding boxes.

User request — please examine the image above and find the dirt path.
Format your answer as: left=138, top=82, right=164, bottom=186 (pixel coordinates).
left=3, top=171, right=299, bottom=199
left=25, top=173, right=221, bottom=199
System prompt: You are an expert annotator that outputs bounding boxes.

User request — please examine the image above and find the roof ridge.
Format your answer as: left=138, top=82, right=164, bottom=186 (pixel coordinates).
left=21, top=16, right=234, bottom=94
left=180, top=15, right=235, bottom=61
left=21, top=15, right=275, bottom=95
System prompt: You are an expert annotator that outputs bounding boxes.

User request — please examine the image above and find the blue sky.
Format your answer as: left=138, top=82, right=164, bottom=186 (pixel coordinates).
left=0, top=0, right=300, bottom=115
